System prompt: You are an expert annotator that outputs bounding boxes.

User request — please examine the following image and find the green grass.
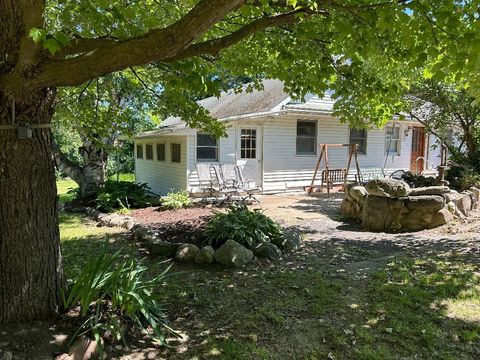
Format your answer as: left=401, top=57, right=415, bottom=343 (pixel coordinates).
left=108, top=173, right=135, bottom=182
left=57, top=178, right=78, bottom=204
left=56, top=200, right=480, bottom=359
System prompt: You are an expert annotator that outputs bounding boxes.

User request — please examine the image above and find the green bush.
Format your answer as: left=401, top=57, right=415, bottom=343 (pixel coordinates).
left=204, top=204, right=283, bottom=249
left=446, top=166, right=480, bottom=191
left=95, top=180, right=152, bottom=212
left=63, top=250, right=177, bottom=354
left=160, top=190, right=192, bottom=210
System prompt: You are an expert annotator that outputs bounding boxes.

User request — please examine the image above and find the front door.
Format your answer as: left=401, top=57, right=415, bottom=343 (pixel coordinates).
left=237, top=126, right=262, bottom=186
left=410, top=127, right=426, bottom=174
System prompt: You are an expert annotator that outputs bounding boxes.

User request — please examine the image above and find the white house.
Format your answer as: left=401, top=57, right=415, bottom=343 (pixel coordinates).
left=134, top=79, right=442, bottom=195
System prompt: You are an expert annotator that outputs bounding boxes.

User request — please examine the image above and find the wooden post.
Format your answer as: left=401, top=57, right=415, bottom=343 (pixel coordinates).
left=324, top=145, right=330, bottom=196
left=307, top=144, right=325, bottom=194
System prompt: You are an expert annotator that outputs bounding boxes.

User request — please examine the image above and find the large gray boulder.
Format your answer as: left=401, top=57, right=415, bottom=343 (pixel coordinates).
left=213, top=240, right=254, bottom=267
left=271, top=228, right=302, bottom=251
left=410, top=186, right=450, bottom=196
left=175, top=244, right=200, bottom=263
left=145, top=238, right=181, bottom=257
left=253, top=242, right=282, bottom=260
left=405, top=195, right=445, bottom=213
left=98, top=213, right=135, bottom=229
left=362, top=195, right=405, bottom=232
left=346, top=184, right=368, bottom=202
left=195, top=246, right=215, bottom=264
left=365, top=178, right=411, bottom=198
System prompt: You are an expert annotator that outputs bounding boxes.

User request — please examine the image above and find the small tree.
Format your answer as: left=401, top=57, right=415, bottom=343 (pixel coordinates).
left=408, top=81, right=480, bottom=171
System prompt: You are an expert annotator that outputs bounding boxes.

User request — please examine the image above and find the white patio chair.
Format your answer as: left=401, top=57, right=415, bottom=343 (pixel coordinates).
left=235, top=165, right=261, bottom=203
left=196, top=163, right=217, bottom=203
left=212, top=164, right=240, bottom=205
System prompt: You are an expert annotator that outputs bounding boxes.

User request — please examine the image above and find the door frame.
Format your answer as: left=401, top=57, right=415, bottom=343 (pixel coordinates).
left=410, top=126, right=426, bottom=174
left=236, top=124, right=263, bottom=186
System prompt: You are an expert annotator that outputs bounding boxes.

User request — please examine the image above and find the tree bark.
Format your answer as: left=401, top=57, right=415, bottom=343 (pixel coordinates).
left=53, top=139, right=108, bottom=199
left=0, top=88, right=64, bottom=324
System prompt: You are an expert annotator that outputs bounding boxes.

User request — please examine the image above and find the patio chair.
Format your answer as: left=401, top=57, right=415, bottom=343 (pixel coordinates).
left=196, top=163, right=217, bottom=203
left=235, top=165, right=261, bottom=203
left=212, top=164, right=240, bottom=205
left=220, top=163, right=238, bottom=188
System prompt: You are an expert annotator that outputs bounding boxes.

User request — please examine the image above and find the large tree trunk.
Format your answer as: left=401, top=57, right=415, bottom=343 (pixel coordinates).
left=53, top=139, right=109, bottom=199
left=0, top=88, right=64, bottom=324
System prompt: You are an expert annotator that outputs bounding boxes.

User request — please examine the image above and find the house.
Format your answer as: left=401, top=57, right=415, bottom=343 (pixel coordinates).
left=134, top=79, right=442, bottom=195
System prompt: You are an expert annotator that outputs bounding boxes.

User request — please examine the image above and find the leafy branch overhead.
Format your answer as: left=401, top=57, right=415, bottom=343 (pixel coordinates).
left=2, top=0, right=480, bottom=129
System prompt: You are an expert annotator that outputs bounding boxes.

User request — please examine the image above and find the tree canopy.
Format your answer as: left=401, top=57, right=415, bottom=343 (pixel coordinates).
left=3, top=1, right=480, bottom=131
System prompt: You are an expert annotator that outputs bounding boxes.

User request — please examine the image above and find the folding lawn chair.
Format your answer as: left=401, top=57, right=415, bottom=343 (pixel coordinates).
left=196, top=163, right=217, bottom=203
left=235, top=165, right=261, bottom=203
left=212, top=164, right=240, bottom=205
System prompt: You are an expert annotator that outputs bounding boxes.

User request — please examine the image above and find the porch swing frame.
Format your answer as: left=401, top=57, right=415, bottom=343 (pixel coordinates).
left=306, top=143, right=361, bottom=196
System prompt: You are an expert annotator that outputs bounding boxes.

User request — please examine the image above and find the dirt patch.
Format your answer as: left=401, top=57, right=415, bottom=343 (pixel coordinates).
left=129, top=206, right=213, bottom=225
left=130, top=206, right=214, bottom=246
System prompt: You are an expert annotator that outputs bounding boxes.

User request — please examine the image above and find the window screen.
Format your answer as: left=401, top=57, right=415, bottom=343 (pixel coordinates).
left=156, top=144, right=165, bottom=161
left=136, top=144, right=143, bottom=159
left=145, top=144, right=153, bottom=160
left=197, top=134, right=218, bottom=162
left=296, top=121, right=317, bottom=155
left=349, top=128, right=367, bottom=154
left=171, top=143, right=181, bottom=163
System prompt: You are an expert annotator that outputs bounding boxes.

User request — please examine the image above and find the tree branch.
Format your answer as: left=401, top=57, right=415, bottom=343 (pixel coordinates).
left=30, top=0, right=246, bottom=88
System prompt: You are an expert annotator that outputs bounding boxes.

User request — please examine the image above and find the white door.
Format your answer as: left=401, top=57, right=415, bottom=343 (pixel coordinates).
left=237, top=126, right=262, bottom=186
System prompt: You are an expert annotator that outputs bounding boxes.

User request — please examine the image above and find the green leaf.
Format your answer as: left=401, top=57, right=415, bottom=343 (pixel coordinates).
left=43, top=38, right=60, bottom=54
left=28, top=28, right=47, bottom=44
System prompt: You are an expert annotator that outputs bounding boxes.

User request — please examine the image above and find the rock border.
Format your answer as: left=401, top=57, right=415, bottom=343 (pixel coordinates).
left=130, top=223, right=303, bottom=268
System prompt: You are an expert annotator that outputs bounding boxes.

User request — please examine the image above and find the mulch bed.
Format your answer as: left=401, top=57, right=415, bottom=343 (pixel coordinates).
left=129, top=206, right=215, bottom=246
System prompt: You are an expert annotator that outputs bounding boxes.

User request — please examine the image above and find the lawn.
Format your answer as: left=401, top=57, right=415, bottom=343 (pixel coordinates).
left=56, top=181, right=480, bottom=359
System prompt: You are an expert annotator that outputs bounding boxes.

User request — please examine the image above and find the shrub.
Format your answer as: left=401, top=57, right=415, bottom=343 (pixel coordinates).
left=446, top=166, right=480, bottom=191
left=401, top=171, right=437, bottom=188
left=160, top=190, right=192, bottom=210
left=204, top=204, right=283, bottom=249
left=63, top=250, right=177, bottom=354
left=95, top=180, right=152, bottom=212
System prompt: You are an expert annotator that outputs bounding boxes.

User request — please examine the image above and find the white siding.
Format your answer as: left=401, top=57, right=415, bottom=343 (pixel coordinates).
left=135, top=136, right=188, bottom=195
left=187, top=125, right=237, bottom=191
left=262, top=115, right=413, bottom=192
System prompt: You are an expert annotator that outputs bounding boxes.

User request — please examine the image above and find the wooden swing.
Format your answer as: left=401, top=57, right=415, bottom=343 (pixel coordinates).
left=306, top=143, right=361, bottom=195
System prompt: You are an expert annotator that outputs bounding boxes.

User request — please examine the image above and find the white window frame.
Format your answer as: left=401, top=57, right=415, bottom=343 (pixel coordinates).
left=196, top=133, right=219, bottom=162
left=240, top=128, right=257, bottom=159
left=385, top=126, right=401, bottom=155
left=296, top=120, right=317, bottom=156
left=349, top=128, right=368, bottom=155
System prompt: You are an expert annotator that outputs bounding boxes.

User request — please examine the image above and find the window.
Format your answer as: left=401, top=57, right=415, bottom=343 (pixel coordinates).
left=385, top=126, right=401, bottom=154
left=136, top=144, right=143, bottom=159
left=156, top=143, right=165, bottom=161
left=296, top=120, right=317, bottom=155
left=349, top=128, right=367, bottom=154
left=196, top=134, right=218, bottom=162
left=171, top=143, right=181, bottom=163
left=240, top=129, right=257, bottom=159
left=145, top=144, right=153, bottom=160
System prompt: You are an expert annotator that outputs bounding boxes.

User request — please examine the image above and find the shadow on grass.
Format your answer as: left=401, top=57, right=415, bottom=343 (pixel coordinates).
left=132, top=232, right=480, bottom=360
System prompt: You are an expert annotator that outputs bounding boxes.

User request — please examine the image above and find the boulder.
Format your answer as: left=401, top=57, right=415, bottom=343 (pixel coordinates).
left=271, top=228, right=302, bottom=251
left=365, top=178, right=411, bottom=198
left=341, top=198, right=362, bottom=221
left=405, top=195, right=445, bottom=213
left=429, top=208, right=454, bottom=228
left=0, top=351, right=12, bottom=360
left=195, top=246, right=215, bottom=264
left=346, top=184, right=368, bottom=202
left=451, top=192, right=473, bottom=216
left=470, top=187, right=480, bottom=203
left=97, top=213, right=135, bottom=229
left=213, top=240, right=253, bottom=267
left=145, top=239, right=180, bottom=257
left=175, top=244, right=200, bottom=263
left=253, top=242, right=282, bottom=260
left=362, top=195, right=405, bottom=232
left=131, top=224, right=151, bottom=242
left=409, top=186, right=450, bottom=196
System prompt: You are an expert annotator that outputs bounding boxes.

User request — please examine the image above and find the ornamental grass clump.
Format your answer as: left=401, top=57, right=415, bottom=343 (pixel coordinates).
left=63, top=250, right=177, bottom=355
left=204, top=204, right=283, bottom=249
